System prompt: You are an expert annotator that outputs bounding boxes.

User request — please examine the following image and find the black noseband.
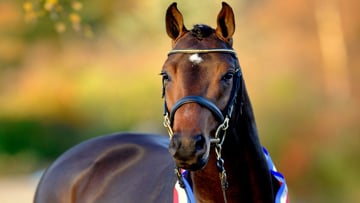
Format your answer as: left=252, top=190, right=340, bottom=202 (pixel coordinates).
left=169, top=96, right=225, bottom=127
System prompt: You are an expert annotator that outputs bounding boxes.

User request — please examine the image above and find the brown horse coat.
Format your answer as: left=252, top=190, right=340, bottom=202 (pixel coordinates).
left=35, top=133, right=176, bottom=203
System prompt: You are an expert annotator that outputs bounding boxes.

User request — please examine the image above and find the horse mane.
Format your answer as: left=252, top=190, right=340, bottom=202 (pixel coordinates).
left=190, top=24, right=214, bottom=40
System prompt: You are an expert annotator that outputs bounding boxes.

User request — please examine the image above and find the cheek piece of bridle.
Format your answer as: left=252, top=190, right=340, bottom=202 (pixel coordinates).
left=162, top=49, right=243, bottom=202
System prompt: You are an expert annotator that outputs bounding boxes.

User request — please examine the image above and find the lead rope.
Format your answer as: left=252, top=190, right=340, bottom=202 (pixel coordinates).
left=214, top=118, right=229, bottom=203
left=167, top=114, right=231, bottom=203
left=165, top=106, right=232, bottom=203
left=175, top=167, right=185, bottom=188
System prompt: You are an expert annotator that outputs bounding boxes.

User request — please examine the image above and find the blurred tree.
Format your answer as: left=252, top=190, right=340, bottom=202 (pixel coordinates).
left=315, top=0, right=350, bottom=102
left=0, top=1, right=358, bottom=201
left=23, top=0, right=93, bottom=37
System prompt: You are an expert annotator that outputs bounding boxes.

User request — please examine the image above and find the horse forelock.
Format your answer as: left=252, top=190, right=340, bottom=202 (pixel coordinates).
left=172, top=24, right=231, bottom=50
left=190, top=24, right=214, bottom=40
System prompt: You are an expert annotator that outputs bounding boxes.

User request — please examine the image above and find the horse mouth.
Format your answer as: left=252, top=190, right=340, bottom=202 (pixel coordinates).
left=174, top=155, right=208, bottom=171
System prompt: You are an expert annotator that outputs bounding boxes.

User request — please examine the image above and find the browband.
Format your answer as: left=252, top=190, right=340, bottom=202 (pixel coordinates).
left=168, top=49, right=237, bottom=56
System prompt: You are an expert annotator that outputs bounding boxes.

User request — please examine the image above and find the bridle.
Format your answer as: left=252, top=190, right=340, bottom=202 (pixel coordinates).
left=163, top=49, right=243, bottom=143
left=162, top=48, right=243, bottom=203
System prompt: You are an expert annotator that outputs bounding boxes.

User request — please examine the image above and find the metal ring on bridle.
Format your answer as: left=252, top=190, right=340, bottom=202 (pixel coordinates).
left=213, top=116, right=230, bottom=145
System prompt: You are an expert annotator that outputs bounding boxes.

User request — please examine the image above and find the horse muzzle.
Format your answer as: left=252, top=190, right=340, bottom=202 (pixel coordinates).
left=164, top=95, right=227, bottom=170
left=169, top=133, right=209, bottom=170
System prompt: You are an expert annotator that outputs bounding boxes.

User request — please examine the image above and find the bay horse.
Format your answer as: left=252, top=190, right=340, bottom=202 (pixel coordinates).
left=35, top=2, right=288, bottom=203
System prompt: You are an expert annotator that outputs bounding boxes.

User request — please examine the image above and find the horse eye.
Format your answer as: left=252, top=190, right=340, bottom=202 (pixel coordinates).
left=160, top=72, right=170, bottom=98
left=222, top=72, right=234, bottom=81
left=160, top=72, right=170, bottom=82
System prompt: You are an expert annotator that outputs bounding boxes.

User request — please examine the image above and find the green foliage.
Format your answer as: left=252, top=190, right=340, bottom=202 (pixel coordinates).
left=23, top=0, right=92, bottom=37
left=0, top=118, right=81, bottom=158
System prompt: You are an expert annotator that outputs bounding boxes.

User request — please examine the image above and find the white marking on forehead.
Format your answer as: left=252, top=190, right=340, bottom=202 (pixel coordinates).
left=189, top=53, right=203, bottom=64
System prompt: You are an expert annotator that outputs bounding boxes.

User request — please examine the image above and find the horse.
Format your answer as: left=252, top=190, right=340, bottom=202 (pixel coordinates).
left=34, top=2, right=288, bottom=203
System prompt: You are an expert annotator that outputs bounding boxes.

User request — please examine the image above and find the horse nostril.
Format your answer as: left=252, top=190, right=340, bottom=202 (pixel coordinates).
left=169, top=133, right=207, bottom=161
left=195, top=134, right=206, bottom=152
left=169, top=134, right=181, bottom=156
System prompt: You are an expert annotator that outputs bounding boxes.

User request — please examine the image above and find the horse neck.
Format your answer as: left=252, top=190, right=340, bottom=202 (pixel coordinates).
left=191, top=88, right=275, bottom=203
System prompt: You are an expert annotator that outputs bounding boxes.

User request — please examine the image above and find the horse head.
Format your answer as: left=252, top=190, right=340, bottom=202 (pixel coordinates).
left=162, top=2, right=242, bottom=170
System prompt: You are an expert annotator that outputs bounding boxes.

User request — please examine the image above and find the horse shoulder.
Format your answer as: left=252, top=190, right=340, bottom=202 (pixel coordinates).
left=35, top=133, right=176, bottom=203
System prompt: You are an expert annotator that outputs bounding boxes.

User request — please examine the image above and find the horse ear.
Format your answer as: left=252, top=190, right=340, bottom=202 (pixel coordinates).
left=166, top=2, right=187, bottom=41
left=216, top=2, right=235, bottom=43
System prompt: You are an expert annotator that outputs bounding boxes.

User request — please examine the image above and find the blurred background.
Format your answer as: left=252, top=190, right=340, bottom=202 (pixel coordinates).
left=0, top=0, right=359, bottom=202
